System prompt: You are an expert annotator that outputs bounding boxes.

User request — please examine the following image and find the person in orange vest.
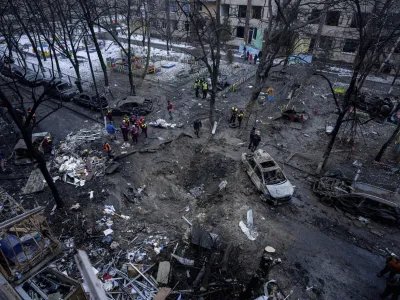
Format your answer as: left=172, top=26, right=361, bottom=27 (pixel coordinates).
left=106, top=109, right=113, bottom=122
left=378, top=256, right=400, bottom=279
left=138, top=116, right=144, bottom=128
left=120, top=120, right=129, bottom=141
left=27, top=108, right=36, bottom=126
left=167, top=100, right=173, bottom=120
left=103, top=143, right=113, bottom=159
left=140, top=119, right=148, bottom=138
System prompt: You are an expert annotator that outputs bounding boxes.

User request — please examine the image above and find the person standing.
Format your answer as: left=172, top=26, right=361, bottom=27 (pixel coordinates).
left=249, top=53, right=253, bottom=64
left=107, top=121, right=116, bottom=139
left=167, top=100, right=173, bottom=120
left=130, top=125, right=139, bottom=144
left=202, top=81, right=208, bottom=99
left=42, top=136, right=53, bottom=153
left=378, top=256, right=400, bottom=279
left=27, top=108, right=36, bottom=126
left=238, top=110, right=244, bottom=128
left=107, top=109, right=113, bottom=122
left=0, top=150, right=5, bottom=172
left=194, top=78, right=200, bottom=98
left=120, top=120, right=129, bottom=141
left=141, top=119, right=148, bottom=138
left=251, top=130, right=261, bottom=152
left=193, top=120, right=202, bottom=138
left=103, top=142, right=113, bottom=159
left=230, top=106, right=238, bottom=124
left=380, top=279, right=400, bottom=299
left=248, top=127, right=256, bottom=149
left=254, top=54, right=258, bottom=64
left=246, top=51, right=249, bottom=62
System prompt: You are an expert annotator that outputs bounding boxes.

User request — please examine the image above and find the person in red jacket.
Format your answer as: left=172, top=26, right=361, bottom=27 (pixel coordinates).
left=120, top=120, right=129, bottom=141
left=167, top=100, right=173, bottom=120
left=130, top=125, right=139, bottom=144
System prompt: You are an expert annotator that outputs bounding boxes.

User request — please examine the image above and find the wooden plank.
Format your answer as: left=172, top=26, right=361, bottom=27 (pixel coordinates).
left=154, top=287, right=172, bottom=300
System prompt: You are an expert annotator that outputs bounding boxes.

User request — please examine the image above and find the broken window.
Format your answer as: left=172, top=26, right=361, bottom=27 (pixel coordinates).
left=309, top=9, right=321, bottom=24
left=236, top=26, right=244, bottom=38
left=325, top=11, right=340, bottom=26
left=249, top=158, right=256, bottom=168
left=260, top=161, right=275, bottom=168
left=252, top=6, right=262, bottom=19
left=319, top=36, right=333, bottom=50
left=171, top=20, right=178, bottom=30
left=343, top=39, right=359, bottom=53
left=255, top=167, right=262, bottom=180
left=264, top=170, right=286, bottom=185
left=238, top=5, right=247, bottom=18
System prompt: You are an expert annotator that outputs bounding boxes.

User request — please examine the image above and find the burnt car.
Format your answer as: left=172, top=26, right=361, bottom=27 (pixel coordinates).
left=242, top=149, right=294, bottom=205
left=72, top=92, right=108, bottom=110
left=0, top=64, right=25, bottom=79
left=313, top=174, right=400, bottom=224
left=112, top=96, right=153, bottom=116
left=43, top=79, right=78, bottom=101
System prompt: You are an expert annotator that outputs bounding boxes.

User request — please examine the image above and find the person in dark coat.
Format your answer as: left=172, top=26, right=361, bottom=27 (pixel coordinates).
left=258, top=51, right=262, bottom=58
left=248, top=127, right=256, bottom=149
left=254, top=54, right=258, bottom=64
left=193, top=120, right=202, bottom=138
left=120, top=120, right=129, bottom=141
left=238, top=110, right=244, bottom=128
left=380, top=278, right=400, bottom=299
left=251, top=130, right=261, bottom=152
left=130, top=125, right=139, bottom=144
left=246, top=51, right=249, bottom=61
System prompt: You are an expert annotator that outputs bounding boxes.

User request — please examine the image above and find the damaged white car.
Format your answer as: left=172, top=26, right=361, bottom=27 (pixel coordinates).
left=242, top=149, right=294, bottom=205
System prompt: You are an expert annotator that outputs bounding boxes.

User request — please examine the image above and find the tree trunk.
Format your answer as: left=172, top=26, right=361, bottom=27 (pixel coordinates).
left=51, top=45, right=62, bottom=78
left=375, top=122, right=400, bottom=162
left=166, top=0, right=171, bottom=54
left=321, top=111, right=346, bottom=170
left=141, top=13, right=151, bottom=82
left=37, top=156, right=63, bottom=207
left=88, top=23, right=110, bottom=91
left=243, top=0, right=252, bottom=45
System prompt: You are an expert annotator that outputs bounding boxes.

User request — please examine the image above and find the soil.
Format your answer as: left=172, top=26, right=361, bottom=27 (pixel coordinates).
left=1, top=62, right=400, bottom=299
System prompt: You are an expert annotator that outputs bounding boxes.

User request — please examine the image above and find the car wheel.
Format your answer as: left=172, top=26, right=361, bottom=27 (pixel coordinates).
left=321, top=196, right=334, bottom=206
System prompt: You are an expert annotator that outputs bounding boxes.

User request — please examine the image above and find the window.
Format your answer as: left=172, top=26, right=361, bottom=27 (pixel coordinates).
left=319, top=36, right=333, bottom=50
left=162, top=20, right=167, bottom=29
left=350, top=13, right=370, bottom=28
left=325, top=11, right=340, bottom=26
left=171, top=20, right=178, bottom=30
left=252, top=6, right=262, bottom=19
left=343, top=39, right=359, bottom=53
left=309, top=9, right=321, bottom=24
left=308, top=37, right=316, bottom=52
left=238, top=5, right=247, bottom=18
left=221, top=4, right=230, bottom=17
left=236, top=26, right=244, bottom=38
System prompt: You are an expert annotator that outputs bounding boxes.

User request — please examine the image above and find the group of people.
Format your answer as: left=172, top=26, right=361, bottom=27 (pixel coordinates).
left=378, top=255, right=400, bottom=299
left=193, top=78, right=208, bottom=99
left=243, top=46, right=262, bottom=65
left=106, top=109, right=148, bottom=145
left=230, top=106, right=245, bottom=128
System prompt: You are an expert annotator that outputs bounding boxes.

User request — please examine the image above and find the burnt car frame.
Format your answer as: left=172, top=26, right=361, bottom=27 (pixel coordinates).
left=111, top=96, right=153, bottom=116
left=72, top=92, right=108, bottom=110
left=313, top=175, right=400, bottom=224
left=242, top=149, right=294, bottom=205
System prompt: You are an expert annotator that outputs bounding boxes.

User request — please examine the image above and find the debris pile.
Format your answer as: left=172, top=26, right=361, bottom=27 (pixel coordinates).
left=53, top=125, right=106, bottom=187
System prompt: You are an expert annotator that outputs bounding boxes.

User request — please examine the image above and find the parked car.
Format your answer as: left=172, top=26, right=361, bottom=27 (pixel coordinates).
left=112, top=96, right=153, bottom=116
left=242, top=149, right=294, bottom=205
left=13, top=68, right=44, bottom=87
left=43, top=79, right=78, bottom=101
left=0, top=64, right=25, bottom=79
left=72, top=92, right=108, bottom=110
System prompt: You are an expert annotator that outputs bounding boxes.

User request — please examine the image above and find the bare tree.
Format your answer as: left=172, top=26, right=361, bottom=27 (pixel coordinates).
left=177, top=0, right=223, bottom=125
left=94, top=0, right=146, bottom=95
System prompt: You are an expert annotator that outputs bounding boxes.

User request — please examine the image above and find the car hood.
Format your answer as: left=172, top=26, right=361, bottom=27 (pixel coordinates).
left=266, top=180, right=294, bottom=199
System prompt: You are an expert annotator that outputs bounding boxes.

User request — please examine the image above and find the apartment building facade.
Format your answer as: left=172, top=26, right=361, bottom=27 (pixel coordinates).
left=220, top=0, right=400, bottom=68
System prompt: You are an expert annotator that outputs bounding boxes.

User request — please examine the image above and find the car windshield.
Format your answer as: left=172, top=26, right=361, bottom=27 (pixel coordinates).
left=264, top=169, right=286, bottom=185
left=57, top=83, right=72, bottom=91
